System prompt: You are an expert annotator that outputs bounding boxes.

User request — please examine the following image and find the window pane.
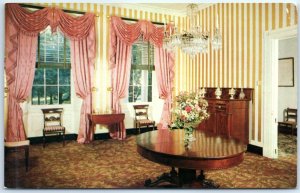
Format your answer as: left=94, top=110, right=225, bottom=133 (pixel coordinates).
left=59, top=86, right=71, bottom=104
left=33, top=68, right=44, bottom=85
left=59, top=69, right=70, bottom=85
left=148, top=86, right=152, bottom=102
left=129, top=36, right=155, bottom=103
left=148, top=71, right=152, bottom=86
left=32, top=26, right=72, bottom=105
left=32, top=86, right=45, bottom=105
left=132, top=45, right=141, bottom=65
left=128, top=86, right=134, bottom=102
left=149, top=44, right=154, bottom=66
left=46, top=86, right=58, bottom=104
left=65, top=40, right=71, bottom=64
left=38, top=27, right=70, bottom=68
left=46, top=68, right=58, bottom=84
left=133, top=86, right=141, bottom=102
left=133, top=69, right=142, bottom=86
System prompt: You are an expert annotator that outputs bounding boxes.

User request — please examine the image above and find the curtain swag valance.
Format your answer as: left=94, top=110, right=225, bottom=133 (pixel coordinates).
left=110, top=16, right=164, bottom=46
left=109, top=16, right=171, bottom=69
left=6, top=3, right=95, bottom=40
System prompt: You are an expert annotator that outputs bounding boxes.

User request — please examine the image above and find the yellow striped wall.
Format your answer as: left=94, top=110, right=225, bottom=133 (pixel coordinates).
left=19, top=3, right=298, bottom=146
left=177, top=3, right=297, bottom=146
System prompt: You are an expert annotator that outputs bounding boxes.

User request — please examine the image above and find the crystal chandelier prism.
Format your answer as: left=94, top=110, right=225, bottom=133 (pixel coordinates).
left=163, top=4, right=222, bottom=58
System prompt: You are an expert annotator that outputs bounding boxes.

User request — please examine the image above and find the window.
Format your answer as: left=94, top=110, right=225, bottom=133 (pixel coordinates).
left=128, top=37, right=155, bottom=103
left=31, top=27, right=71, bottom=105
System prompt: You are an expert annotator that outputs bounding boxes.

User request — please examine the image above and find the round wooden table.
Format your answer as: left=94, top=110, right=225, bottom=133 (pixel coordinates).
left=136, top=129, right=247, bottom=188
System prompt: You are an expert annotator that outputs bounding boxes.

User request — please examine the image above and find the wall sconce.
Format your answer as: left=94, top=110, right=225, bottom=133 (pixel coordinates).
left=4, top=87, right=9, bottom=98
left=92, top=87, right=98, bottom=92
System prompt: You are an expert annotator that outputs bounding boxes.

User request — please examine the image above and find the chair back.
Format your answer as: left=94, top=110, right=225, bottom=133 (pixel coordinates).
left=41, top=108, right=64, bottom=127
left=284, top=108, right=297, bottom=123
left=133, top=105, right=150, bottom=121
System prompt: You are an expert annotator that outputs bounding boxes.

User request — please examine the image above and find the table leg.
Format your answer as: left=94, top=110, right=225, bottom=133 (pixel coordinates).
left=144, top=168, right=198, bottom=187
left=178, top=168, right=196, bottom=184
left=144, top=167, right=181, bottom=187
left=144, top=168, right=220, bottom=188
left=197, top=170, right=220, bottom=188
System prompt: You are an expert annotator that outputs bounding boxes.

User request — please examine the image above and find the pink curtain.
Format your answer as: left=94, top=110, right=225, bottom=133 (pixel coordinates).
left=70, top=26, right=96, bottom=143
left=109, top=16, right=175, bottom=138
left=5, top=3, right=96, bottom=143
left=5, top=4, right=48, bottom=142
left=155, top=48, right=175, bottom=129
left=5, top=18, right=38, bottom=141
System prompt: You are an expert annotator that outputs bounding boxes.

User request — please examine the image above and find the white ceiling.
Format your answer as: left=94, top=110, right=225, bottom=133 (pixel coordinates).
left=124, top=3, right=214, bottom=15
left=140, top=3, right=213, bottom=11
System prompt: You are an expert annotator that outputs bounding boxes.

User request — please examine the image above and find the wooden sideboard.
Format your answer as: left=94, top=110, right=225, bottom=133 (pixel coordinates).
left=198, top=88, right=253, bottom=144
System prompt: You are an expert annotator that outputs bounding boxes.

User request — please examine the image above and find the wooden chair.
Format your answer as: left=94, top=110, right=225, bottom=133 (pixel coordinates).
left=42, top=108, right=65, bottom=148
left=133, top=105, right=155, bottom=134
left=278, top=108, right=297, bottom=135
left=5, top=140, right=30, bottom=172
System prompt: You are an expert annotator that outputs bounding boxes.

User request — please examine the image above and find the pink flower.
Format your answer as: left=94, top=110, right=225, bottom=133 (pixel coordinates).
left=185, top=106, right=192, bottom=113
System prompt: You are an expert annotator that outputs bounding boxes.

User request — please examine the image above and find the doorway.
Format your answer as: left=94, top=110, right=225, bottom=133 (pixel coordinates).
left=277, top=37, right=298, bottom=158
left=263, top=25, right=297, bottom=158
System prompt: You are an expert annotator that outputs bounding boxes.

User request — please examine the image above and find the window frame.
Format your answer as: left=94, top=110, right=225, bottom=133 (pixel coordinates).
left=36, top=28, right=71, bottom=69
left=31, top=27, right=72, bottom=106
left=128, top=38, right=155, bottom=103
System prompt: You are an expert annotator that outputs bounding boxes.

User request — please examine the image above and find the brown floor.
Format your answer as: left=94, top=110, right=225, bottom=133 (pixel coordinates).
left=4, top=133, right=297, bottom=189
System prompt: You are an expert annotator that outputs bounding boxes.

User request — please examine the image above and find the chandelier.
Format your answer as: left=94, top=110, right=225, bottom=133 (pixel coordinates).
left=163, top=4, right=222, bottom=58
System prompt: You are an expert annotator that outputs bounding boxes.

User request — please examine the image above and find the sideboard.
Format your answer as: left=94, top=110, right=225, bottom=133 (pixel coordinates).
left=198, top=88, right=253, bottom=144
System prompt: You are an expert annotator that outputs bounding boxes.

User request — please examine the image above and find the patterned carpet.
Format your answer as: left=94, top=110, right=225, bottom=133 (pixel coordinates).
left=4, top=133, right=297, bottom=189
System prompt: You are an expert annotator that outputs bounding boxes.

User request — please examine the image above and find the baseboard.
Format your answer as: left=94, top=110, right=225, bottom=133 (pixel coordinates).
left=29, top=127, right=263, bottom=157
left=28, top=134, right=78, bottom=144
left=247, top=144, right=263, bottom=155
left=28, top=127, right=156, bottom=144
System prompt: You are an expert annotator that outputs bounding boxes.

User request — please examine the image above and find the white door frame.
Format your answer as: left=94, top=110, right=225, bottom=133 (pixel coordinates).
left=263, top=25, right=297, bottom=158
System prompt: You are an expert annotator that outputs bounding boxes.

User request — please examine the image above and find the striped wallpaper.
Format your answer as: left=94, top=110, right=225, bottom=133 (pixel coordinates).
left=31, top=3, right=297, bottom=146
left=187, top=3, right=298, bottom=146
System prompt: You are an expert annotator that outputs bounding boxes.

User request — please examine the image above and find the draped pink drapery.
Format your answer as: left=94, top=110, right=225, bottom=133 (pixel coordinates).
left=5, top=16, right=38, bottom=141
left=71, top=32, right=95, bottom=143
left=154, top=48, right=175, bottom=129
left=109, top=16, right=175, bottom=138
left=5, top=4, right=96, bottom=143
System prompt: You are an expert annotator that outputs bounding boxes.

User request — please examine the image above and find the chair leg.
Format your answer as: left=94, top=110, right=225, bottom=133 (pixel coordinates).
left=43, top=130, right=46, bottom=148
left=24, top=146, right=29, bottom=172
left=62, top=130, right=65, bottom=147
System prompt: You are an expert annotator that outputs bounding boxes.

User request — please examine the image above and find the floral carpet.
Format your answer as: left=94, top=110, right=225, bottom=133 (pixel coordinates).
left=4, top=133, right=297, bottom=189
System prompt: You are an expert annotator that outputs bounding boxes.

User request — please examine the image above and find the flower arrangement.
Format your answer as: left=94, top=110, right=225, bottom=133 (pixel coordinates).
left=171, top=91, right=209, bottom=130
left=170, top=91, right=209, bottom=147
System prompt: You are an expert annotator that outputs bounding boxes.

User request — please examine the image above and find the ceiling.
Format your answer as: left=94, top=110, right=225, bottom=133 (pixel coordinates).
left=129, top=3, right=214, bottom=15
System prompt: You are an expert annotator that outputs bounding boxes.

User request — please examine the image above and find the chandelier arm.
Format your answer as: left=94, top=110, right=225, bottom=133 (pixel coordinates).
left=162, top=3, right=222, bottom=56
